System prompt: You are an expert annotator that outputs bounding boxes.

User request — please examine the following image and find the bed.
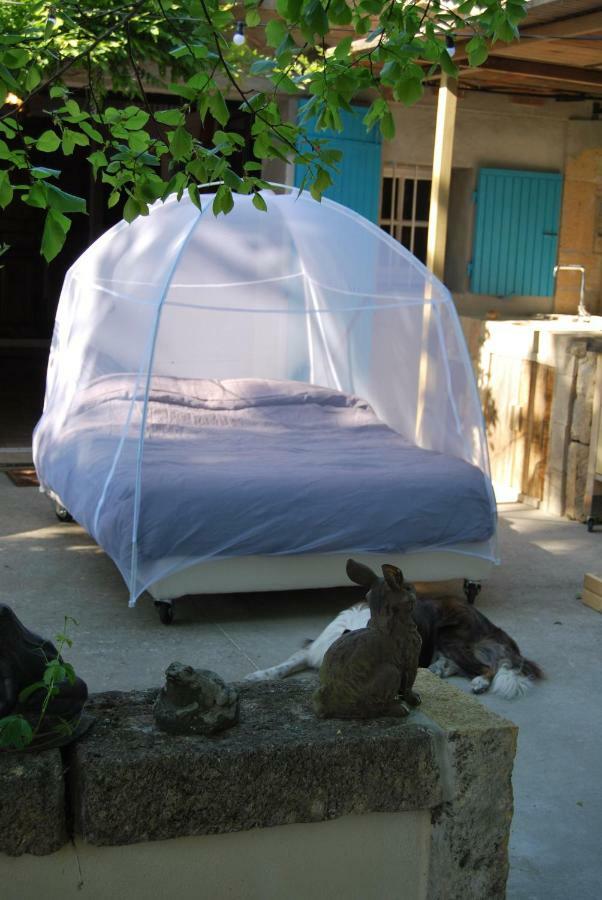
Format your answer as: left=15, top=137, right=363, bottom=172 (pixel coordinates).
left=35, top=375, right=497, bottom=620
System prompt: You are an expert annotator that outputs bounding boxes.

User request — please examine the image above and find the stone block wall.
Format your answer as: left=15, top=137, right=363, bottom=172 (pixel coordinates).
left=555, top=136, right=602, bottom=317
left=0, top=672, right=518, bottom=900
left=562, top=342, right=598, bottom=521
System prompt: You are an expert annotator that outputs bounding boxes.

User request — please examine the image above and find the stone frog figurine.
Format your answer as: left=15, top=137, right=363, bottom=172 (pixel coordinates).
left=313, top=560, right=422, bottom=719
left=0, top=604, right=88, bottom=748
left=154, top=663, right=239, bottom=736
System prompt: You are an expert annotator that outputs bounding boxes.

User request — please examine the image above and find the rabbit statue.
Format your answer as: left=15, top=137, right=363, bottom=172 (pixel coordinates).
left=313, top=559, right=422, bottom=719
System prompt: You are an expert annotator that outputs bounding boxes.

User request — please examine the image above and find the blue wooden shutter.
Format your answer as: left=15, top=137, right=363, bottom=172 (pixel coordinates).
left=470, top=168, right=563, bottom=296
left=294, top=102, right=382, bottom=222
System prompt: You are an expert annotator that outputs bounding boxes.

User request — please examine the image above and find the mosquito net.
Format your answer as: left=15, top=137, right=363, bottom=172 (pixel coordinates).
left=33, top=188, right=497, bottom=605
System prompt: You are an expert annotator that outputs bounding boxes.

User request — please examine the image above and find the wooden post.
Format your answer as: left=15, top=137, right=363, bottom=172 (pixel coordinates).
left=426, top=74, right=458, bottom=279
left=416, top=75, right=458, bottom=445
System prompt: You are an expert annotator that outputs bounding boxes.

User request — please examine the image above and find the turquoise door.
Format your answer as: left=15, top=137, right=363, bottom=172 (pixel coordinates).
left=470, top=168, right=563, bottom=296
left=294, top=102, right=382, bottom=222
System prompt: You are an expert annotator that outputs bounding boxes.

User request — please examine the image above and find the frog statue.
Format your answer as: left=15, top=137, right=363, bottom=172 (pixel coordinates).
left=313, top=560, right=422, bottom=719
left=0, top=604, right=88, bottom=750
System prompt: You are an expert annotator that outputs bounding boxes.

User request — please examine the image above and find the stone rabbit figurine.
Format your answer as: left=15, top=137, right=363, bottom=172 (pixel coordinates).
left=313, top=559, right=422, bottom=719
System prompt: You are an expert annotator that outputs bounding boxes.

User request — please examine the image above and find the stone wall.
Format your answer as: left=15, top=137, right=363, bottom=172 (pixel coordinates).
left=564, top=342, right=598, bottom=521
left=0, top=671, right=518, bottom=900
left=555, top=127, right=602, bottom=318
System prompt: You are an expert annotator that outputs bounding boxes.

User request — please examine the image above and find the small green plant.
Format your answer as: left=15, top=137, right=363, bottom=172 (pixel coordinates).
left=0, top=616, right=79, bottom=751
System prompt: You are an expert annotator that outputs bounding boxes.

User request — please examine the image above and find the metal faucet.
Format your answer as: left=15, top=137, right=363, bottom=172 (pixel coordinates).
left=553, top=264, right=589, bottom=319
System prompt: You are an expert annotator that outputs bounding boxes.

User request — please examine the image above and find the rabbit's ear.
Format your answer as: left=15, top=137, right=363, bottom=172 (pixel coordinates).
left=346, top=559, right=377, bottom=587
left=382, top=564, right=404, bottom=591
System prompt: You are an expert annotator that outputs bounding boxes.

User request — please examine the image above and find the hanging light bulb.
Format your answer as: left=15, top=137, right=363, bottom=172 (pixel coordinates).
left=445, top=34, right=456, bottom=58
left=233, top=22, right=246, bottom=46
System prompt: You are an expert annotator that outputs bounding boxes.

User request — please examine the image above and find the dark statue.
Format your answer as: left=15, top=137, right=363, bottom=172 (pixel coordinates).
left=0, top=604, right=89, bottom=751
left=154, top=663, right=239, bottom=736
left=313, top=559, right=422, bottom=719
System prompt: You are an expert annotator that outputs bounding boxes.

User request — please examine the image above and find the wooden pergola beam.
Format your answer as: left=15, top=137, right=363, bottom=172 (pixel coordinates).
left=473, top=56, right=602, bottom=90
left=452, top=9, right=602, bottom=64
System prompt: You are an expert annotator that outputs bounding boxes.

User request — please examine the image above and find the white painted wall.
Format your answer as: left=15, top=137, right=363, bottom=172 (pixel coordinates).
left=1, top=810, right=430, bottom=900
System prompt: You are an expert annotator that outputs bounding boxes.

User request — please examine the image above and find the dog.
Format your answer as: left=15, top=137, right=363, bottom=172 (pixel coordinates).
left=245, top=588, right=543, bottom=700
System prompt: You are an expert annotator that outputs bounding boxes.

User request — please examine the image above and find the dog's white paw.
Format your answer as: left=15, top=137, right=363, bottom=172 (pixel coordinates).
left=244, top=670, right=272, bottom=682
left=471, top=676, right=491, bottom=694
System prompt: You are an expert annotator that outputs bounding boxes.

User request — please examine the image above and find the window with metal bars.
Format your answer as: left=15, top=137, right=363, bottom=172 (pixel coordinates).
left=379, top=166, right=431, bottom=264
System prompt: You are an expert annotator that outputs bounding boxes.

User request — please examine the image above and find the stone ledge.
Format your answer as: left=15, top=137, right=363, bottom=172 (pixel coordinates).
left=1, top=670, right=518, bottom=900
left=0, top=750, right=66, bottom=857
left=71, top=676, right=443, bottom=846
left=69, top=672, right=516, bottom=851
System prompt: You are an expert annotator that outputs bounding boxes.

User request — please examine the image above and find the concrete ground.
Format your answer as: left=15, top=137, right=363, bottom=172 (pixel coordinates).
left=1, top=474, right=601, bottom=900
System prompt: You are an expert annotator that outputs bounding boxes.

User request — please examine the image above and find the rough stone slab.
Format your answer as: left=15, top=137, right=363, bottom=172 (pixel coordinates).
left=419, top=677, right=518, bottom=900
left=571, top=351, right=596, bottom=444
left=70, top=676, right=444, bottom=846
left=0, top=750, right=66, bottom=856
left=566, top=440, right=590, bottom=520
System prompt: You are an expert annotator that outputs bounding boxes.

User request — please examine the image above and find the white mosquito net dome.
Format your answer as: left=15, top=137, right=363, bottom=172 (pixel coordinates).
left=34, top=189, right=496, bottom=605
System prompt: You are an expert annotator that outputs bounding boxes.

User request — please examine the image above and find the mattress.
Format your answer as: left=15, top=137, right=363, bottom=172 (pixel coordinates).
left=34, top=376, right=496, bottom=594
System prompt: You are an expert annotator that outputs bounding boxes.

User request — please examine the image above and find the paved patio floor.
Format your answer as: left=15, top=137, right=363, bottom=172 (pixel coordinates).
left=1, top=474, right=601, bottom=899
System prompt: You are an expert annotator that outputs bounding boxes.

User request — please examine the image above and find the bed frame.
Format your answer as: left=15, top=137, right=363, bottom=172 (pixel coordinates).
left=147, top=546, right=494, bottom=623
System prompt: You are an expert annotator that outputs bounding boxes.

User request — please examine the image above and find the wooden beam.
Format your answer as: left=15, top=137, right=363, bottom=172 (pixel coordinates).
left=452, top=9, right=602, bottom=64
left=473, top=56, right=602, bottom=89
left=426, top=74, right=457, bottom=279
left=512, top=8, right=602, bottom=40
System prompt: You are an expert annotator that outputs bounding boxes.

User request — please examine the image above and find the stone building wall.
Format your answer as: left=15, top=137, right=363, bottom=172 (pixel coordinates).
left=564, top=343, right=598, bottom=521
left=554, top=124, right=602, bottom=318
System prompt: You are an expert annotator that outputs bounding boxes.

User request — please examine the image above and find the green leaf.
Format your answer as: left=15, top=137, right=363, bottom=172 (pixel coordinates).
left=23, top=181, right=47, bottom=209
left=466, top=35, right=489, bottom=67
left=266, top=19, right=288, bottom=48
left=79, top=121, right=103, bottom=143
left=334, top=37, right=353, bottom=60
left=24, top=65, right=41, bottom=92
left=246, top=9, right=261, bottom=27
left=1, top=48, right=30, bottom=69
left=123, top=195, right=142, bottom=223
left=213, top=185, right=234, bottom=215
left=0, top=715, right=33, bottom=750
left=250, top=58, right=277, bottom=76
left=209, top=92, right=230, bottom=127
left=123, top=109, right=150, bottom=131
left=36, top=130, right=61, bottom=153
left=41, top=209, right=71, bottom=262
left=395, top=77, right=424, bottom=106
left=252, top=192, right=267, bottom=211
left=46, top=185, right=87, bottom=214
left=169, top=126, right=193, bottom=161
left=439, top=47, right=458, bottom=77
left=87, top=151, right=107, bottom=177
left=0, top=171, right=13, bottom=209
left=64, top=129, right=89, bottom=152
left=154, top=108, right=185, bottom=126
left=18, top=681, right=46, bottom=703
left=30, top=166, right=61, bottom=180
left=379, top=111, right=395, bottom=141
left=188, top=182, right=202, bottom=210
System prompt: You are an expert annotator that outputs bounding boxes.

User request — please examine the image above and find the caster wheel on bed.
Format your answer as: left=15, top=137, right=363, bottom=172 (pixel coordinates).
left=155, top=602, right=174, bottom=625
left=463, top=580, right=481, bottom=605
left=54, top=502, right=73, bottom=523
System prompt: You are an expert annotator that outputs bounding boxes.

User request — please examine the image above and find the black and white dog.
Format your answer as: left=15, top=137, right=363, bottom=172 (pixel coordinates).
left=245, top=581, right=543, bottom=699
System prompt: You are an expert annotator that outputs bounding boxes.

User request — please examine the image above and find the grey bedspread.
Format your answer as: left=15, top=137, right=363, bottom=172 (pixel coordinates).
left=34, top=377, right=496, bottom=582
